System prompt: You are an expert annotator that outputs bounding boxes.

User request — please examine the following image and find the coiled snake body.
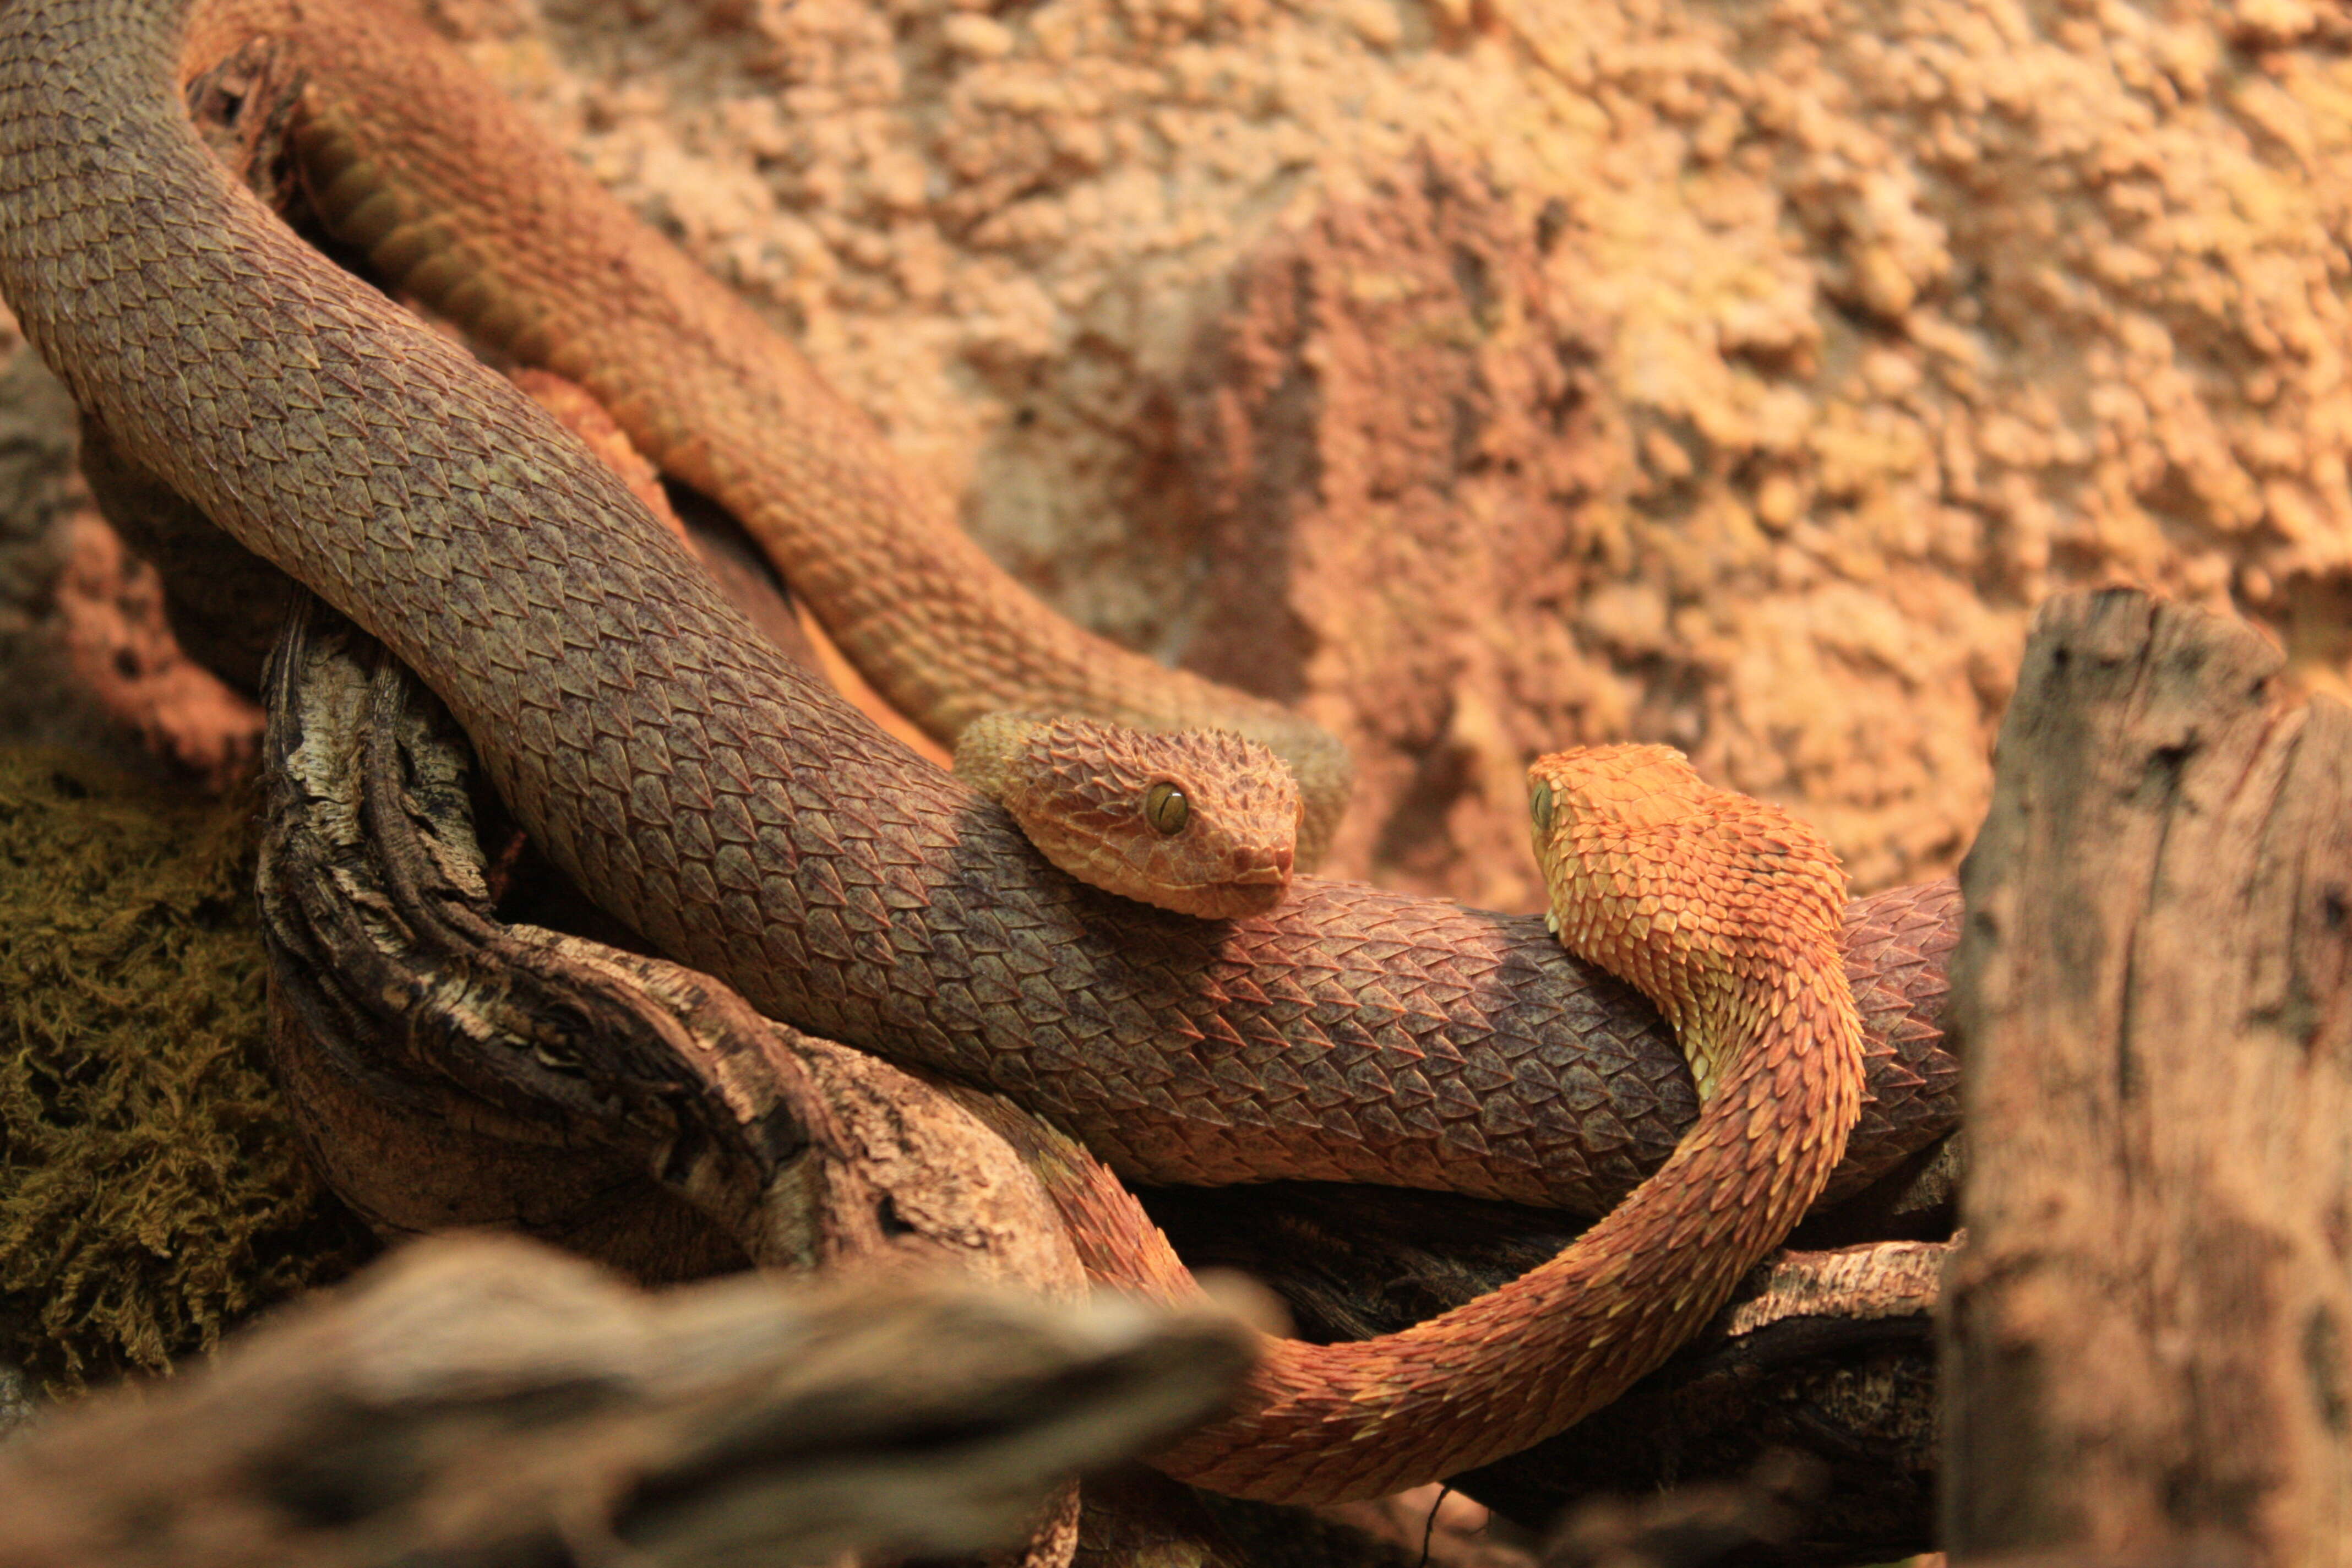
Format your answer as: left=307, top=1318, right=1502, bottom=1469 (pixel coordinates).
left=0, top=0, right=1932, bottom=1502
left=1142, top=742, right=1863, bottom=1498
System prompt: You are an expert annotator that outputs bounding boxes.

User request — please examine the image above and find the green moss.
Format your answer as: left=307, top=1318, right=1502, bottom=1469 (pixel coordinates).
left=0, top=746, right=372, bottom=1390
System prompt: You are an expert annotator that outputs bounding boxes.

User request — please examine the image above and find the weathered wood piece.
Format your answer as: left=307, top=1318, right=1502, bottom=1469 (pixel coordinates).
left=1944, top=589, right=2352, bottom=1561
left=1534, top=1451, right=1823, bottom=1567
left=259, top=595, right=1089, bottom=1304
left=0, top=1233, right=1253, bottom=1568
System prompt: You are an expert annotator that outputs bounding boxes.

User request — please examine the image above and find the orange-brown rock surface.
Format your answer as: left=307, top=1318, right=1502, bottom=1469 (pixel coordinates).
left=414, top=0, right=2352, bottom=902
left=9, top=0, right=2352, bottom=900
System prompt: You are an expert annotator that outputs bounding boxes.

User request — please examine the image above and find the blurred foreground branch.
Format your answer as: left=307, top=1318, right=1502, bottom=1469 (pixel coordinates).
left=0, top=1234, right=1253, bottom=1568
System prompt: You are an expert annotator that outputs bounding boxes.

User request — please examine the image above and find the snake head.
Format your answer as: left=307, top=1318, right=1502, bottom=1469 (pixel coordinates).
left=1526, top=743, right=1849, bottom=1101
left=956, top=714, right=1301, bottom=919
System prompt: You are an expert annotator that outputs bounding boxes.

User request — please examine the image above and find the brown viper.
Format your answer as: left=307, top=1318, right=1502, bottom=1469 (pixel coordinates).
left=953, top=713, right=1304, bottom=919
left=0, top=0, right=1949, bottom=1502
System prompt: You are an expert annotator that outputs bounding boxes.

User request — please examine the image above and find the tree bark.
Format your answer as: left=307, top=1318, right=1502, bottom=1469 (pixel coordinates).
left=0, top=1233, right=1252, bottom=1568
left=1943, top=588, right=2352, bottom=1562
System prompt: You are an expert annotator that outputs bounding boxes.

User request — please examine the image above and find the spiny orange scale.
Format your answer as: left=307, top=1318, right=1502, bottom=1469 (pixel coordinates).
left=1153, top=741, right=1865, bottom=1502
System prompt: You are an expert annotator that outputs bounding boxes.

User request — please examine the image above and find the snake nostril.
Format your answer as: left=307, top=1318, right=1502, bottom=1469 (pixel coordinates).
left=1240, top=845, right=1291, bottom=876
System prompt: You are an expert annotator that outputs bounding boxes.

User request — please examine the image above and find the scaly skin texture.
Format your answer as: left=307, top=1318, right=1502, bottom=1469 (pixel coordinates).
left=266, top=4, right=1354, bottom=872
left=1127, top=744, right=1863, bottom=1500
left=959, top=743, right=1865, bottom=1501
left=954, top=714, right=1300, bottom=919
left=0, top=0, right=1963, bottom=1498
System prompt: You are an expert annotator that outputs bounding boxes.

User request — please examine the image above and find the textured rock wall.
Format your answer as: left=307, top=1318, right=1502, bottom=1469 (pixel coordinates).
left=399, top=0, right=2352, bottom=903
left=12, top=0, right=2352, bottom=906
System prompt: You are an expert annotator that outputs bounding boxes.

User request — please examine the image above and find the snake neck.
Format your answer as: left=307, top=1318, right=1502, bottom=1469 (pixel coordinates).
left=1061, top=925, right=1866, bottom=1505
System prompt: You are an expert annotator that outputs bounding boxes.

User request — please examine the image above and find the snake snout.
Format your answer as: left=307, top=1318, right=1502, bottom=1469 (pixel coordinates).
left=1228, top=842, right=1294, bottom=884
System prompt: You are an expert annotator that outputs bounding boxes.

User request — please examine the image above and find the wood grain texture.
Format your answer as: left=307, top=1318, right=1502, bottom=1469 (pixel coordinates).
left=1945, top=588, right=2352, bottom=1560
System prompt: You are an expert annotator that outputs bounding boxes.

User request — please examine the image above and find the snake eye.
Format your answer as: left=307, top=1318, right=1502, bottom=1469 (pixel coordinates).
left=1530, top=778, right=1554, bottom=836
left=1145, top=781, right=1190, bottom=835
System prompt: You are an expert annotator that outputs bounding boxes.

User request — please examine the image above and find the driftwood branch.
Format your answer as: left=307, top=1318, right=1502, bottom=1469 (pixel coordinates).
left=258, top=595, right=1091, bottom=1307
left=1944, top=589, right=2352, bottom=1562
left=0, top=1233, right=1253, bottom=1568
